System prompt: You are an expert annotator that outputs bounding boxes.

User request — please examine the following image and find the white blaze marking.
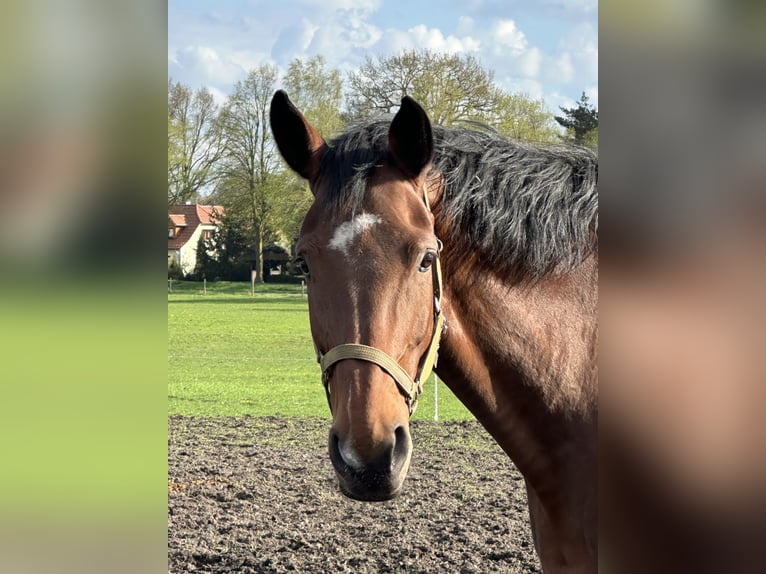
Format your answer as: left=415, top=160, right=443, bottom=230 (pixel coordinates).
left=327, top=213, right=380, bottom=393
left=328, top=212, right=382, bottom=256
left=327, top=213, right=381, bottom=420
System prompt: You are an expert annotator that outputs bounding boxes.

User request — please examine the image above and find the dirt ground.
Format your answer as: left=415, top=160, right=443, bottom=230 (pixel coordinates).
left=168, top=416, right=541, bottom=573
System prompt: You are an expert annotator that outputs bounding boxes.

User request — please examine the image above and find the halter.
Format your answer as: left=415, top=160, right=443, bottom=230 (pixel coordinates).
left=314, top=186, right=446, bottom=416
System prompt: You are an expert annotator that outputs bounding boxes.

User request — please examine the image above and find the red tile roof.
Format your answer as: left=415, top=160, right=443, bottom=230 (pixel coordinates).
left=168, top=214, right=187, bottom=227
left=195, top=204, right=223, bottom=224
left=168, top=204, right=224, bottom=250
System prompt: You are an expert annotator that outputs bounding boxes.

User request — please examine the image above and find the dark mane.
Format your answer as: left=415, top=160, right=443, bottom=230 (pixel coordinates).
left=317, top=119, right=598, bottom=279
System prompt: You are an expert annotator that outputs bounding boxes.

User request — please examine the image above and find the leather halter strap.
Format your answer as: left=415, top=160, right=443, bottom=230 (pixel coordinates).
left=315, top=184, right=446, bottom=416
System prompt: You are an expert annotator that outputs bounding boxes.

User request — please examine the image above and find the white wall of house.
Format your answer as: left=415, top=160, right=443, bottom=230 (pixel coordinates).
left=176, top=223, right=218, bottom=276
left=177, top=225, right=203, bottom=275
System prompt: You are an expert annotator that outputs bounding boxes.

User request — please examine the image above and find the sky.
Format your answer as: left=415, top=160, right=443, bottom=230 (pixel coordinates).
left=168, top=0, right=597, bottom=114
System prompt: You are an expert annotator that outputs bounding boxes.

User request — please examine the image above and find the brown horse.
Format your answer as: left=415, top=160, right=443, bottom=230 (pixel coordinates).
left=270, top=91, right=598, bottom=574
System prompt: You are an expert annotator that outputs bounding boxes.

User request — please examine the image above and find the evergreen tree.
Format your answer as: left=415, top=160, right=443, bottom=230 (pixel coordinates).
left=555, top=92, right=598, bottom=145
left=192, top=233, right=215, bottom=280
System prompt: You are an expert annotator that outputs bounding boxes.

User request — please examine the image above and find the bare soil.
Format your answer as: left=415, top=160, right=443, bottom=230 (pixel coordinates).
left=168, top=416, right=541, bottom=573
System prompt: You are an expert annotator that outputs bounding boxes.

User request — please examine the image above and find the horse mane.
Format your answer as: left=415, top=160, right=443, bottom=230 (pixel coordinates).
left=317, top=118, right=598, bottom=280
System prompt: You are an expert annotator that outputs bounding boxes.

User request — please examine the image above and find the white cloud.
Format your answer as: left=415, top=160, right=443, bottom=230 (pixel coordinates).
left=168, top=2, right=597, bottom=117
left=547, top=52, right=575, bottom=84
left=169, top=43, right=278, bottom=100
left=173, top=45, right=244, bottom=85
left=547, top=90, right=580, bottom=114
left=297, top=0, right=381, bottom=11
left=583, top=85, right=598, bottom=107
left=368, top=24, right=480, bottom=61
left=375, top=28, right=414, bottom=54
left=558, top=21, right=597, bottom=51
left=208, top=86, right=228, bottom=106
left=272, top=19, right=320, bottom=63
left=230, top=50, right=275, bottom=74
left=519, top=46, right=543, bottom=77
left=407, top=25, right=480, bottom=54
left=541, top=0, right=597, bottom=16
left=297, top=17, right=481, bottom=64
left=303, top=14, right=382, bottom=65
left=496, top=77, right=546, bottom=101
left=491, top=19, right=528, bottom=55
left=483, top=19, right=544, bottom=80
left=556, top=22, right=597, bottom=83
left=456, top=16, right=475, bottom=36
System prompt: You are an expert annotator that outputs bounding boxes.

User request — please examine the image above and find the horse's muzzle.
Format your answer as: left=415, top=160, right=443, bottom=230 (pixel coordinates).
left=328, top=425, right=413, bottom=501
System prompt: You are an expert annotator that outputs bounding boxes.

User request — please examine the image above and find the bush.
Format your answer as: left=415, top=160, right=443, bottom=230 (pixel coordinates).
left=191, top=215, right=253, bottom=281
left=168, top=259, right=183, bottom=280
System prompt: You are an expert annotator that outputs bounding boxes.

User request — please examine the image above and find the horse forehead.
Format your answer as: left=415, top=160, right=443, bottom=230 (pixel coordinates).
left=327, top=211, right=384, bottom=256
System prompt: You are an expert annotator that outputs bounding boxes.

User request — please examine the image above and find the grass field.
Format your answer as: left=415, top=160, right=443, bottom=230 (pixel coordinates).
left=168, top=281, right=473, bottom=420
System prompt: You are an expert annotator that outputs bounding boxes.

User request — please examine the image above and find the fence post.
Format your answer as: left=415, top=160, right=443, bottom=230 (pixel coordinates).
left=203, top=278, right=207, bottom=295
left=434, top=374, right=439, bottom=422
left=301, top=280, right=305, bottom=296
left=168, top=278, right=173, bottom=293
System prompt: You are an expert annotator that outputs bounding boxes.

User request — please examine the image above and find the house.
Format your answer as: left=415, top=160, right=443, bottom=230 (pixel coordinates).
left=168, top=203, right=224, bottom=275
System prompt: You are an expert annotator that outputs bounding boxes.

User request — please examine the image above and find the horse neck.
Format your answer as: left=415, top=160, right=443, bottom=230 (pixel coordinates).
left=435, top=250, right=598, bottom=479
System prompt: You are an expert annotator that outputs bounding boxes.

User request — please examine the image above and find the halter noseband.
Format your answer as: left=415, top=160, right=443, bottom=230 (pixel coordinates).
left=314, top=186, right=446, bottom=416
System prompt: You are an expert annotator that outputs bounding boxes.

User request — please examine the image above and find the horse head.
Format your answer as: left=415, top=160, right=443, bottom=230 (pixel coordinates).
left=270, top=91, right=444, bottom=501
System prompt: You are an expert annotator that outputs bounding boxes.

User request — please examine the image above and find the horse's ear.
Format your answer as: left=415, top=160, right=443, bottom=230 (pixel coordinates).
left=270, top=90, right=327, bottom=184
left=388, top=96, right=434, bottom=178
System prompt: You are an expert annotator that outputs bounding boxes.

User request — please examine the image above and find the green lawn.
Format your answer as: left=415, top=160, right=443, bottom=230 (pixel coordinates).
left=168, top=281, right=473, bottom=420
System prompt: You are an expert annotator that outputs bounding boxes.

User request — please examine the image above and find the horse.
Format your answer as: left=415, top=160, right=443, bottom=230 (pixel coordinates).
left=270, top=90, right=598, bottom=574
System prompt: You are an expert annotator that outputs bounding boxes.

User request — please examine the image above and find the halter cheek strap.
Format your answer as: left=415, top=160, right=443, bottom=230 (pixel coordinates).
left=314, top=184, right=446, bottom=416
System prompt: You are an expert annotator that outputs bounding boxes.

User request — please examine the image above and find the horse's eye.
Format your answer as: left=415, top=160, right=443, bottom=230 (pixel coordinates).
left=418, top=251, right=436, bottom=273
left=294, top=257, right=310, bottom=276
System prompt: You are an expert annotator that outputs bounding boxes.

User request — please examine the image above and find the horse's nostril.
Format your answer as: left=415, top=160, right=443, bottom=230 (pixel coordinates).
left=393, top=425, right=412, bottom=462
left=327, top=424, right=414, bottom=501
left=329, top=426, right=411, bottom=472
left=329, top=428, right=344, bottom=463
left=329, top=428, right=366, bottom=470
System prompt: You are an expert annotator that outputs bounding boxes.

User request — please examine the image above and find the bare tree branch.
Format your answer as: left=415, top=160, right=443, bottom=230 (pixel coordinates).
left=168, top=80, right=224, bottom=207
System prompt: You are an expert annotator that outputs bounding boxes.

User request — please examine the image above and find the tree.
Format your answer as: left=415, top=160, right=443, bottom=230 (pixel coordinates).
left=347, top=50, right=502, bottom=125
left=191, top=233, right=214, bottom=280
left=276, top=56, right=344, bottom=249
left=192, top=213, right=251, bottom=281
left=555, top=92, right=598, bottom=146
left=216, top=65, right=279, bottom=282
left=491, top=92, right=560, bottom=144
left=345, top=50, right=558, bottom=144
left=581, top=126, right=598, bottom=151
left=167, top=80, right=223, bottom=207
left=283, top=56, right=343, bottom=138
left=168, top=258, right=183, bottom=280
left=264, top=169, right=314, bottom=247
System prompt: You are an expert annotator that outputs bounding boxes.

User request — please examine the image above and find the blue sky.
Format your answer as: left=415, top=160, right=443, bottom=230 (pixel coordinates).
left=168, top=0, right=597, bottom=113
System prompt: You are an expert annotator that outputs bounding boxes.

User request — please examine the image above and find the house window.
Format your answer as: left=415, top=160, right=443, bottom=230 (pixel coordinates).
left=168, top=228, right=174, bottom=238
left=203, top=230, right=212, bottom=240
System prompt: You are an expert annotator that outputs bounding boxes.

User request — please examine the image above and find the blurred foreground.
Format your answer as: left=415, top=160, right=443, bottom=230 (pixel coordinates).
left=0, top=1, right=166, bottom=573
left=601, top=1, right=766, bottom=572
